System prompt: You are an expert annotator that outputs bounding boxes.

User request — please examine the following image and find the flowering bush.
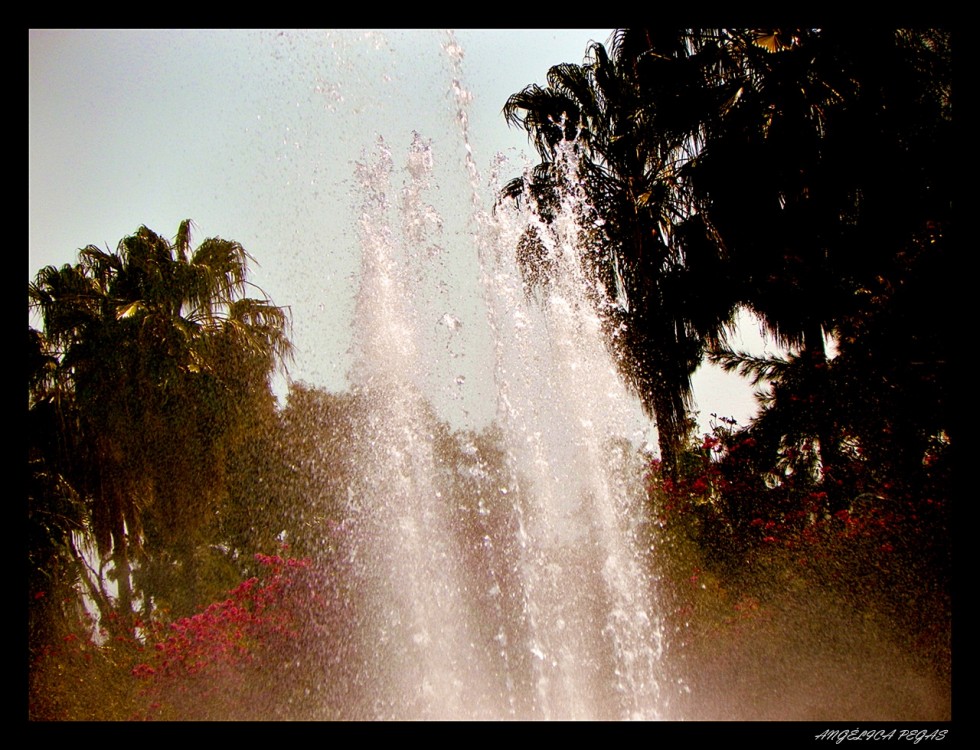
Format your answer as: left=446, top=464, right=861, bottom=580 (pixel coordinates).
left=647, top=412, right=950, bottom=678
left=649, top=413, right=946, bottom=560
left=128, top=552, right=322, bottom=720
left=30, top=551, right=327, bottom=721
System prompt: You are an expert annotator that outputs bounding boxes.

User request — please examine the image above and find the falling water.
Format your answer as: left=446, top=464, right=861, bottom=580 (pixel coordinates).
left=478, top=153, right=665, bottom=720
left=26, top=30, right=953, bottom=725
left=333, top=33, right=667, bottom=720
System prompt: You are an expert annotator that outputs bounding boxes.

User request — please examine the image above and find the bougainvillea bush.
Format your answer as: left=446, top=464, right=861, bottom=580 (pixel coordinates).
left=29, top=551, right=355, bottom=721
left=129, top=553, right=317, bottom=720
left=647, top=414, right=951, bottom=694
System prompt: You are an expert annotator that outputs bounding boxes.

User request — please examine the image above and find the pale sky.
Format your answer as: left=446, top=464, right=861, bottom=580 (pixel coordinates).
left=29, top=28, right=771, bottom=439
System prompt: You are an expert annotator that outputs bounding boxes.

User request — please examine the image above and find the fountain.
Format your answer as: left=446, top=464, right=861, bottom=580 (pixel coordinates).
left=280, top=32, right=948, bottom=723
left=318, top=34, right=668, bottom=720
left=27, top=30, right=952, bottom=724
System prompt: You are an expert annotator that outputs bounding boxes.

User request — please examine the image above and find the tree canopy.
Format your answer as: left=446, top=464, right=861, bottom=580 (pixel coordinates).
left=502, top=28, right=952, bottom=494
left=29, top=220, right=292, bottom=627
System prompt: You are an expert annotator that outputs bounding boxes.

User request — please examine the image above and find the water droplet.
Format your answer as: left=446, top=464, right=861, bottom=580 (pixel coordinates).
left=438, top=312, right=462, bottom=331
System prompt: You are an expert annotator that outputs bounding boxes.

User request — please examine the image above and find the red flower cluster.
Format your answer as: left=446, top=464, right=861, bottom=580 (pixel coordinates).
left=648, top=423, right=939, bottom=563
left=129, top=552, right=318, bottom=719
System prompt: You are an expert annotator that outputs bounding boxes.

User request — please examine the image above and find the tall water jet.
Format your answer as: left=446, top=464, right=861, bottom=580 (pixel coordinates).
left=476, top=146, right=666, bottom=720
left=333, top=34, right=668, bottom=719
left=343, top=135, right=503, bottom=720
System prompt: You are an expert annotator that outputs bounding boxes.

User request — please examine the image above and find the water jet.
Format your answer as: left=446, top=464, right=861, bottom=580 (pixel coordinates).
left=329, top=80, right=668, bottom=716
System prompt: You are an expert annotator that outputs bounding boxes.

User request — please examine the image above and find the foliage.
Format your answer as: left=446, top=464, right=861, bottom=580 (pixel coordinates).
left=129, top=552, right=325, bottom=720
left=28, top=29, right=953, bottom=719
left=502, top=38, right=733, bottom=477
left=647, top=411, right=951, bottom=684
left=28, top=220, right=292, bottom=635
left=29, top=552, right=335, bottom=721
left=27, top=378, right=521, bottom=721
left=501, top=28, right=952, bottom=486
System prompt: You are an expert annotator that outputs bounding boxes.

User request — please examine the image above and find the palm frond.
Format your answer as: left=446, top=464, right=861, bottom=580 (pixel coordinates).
left=227, top=297, right=294, bottom=366
left=187, top=238, right=252, bottom=316
left=708, top=348, right=791, bottom=385
left=175, top=218, right=194, bottom=263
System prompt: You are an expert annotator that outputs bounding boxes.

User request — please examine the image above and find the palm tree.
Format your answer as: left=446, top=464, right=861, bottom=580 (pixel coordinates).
left=502, top=36, right=735, bottom=477
left=691, top=28, right=952, bottom=486
left=503, top=27, right=951, bottom=489
left=29, top=220, right=292, bottom=622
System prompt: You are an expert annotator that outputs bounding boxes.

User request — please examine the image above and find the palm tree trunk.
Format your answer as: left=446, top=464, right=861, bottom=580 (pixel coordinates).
left=802, top=321, right=841, bottom=492
left=651, top=378, right=687, bottom=482
left=112, top=527, right=135, bottom=628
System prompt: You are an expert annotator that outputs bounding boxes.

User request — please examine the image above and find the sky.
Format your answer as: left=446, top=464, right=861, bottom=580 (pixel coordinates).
left=29, top=28, right=774, bottom=439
